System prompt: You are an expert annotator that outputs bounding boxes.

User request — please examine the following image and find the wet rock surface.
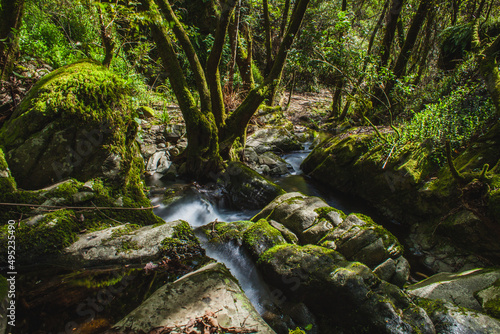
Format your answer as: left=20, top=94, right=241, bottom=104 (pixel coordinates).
left=252, top=192, right=409, bottom=286
left=62, top=220, right=204, bottom=267
left=107, top=262, right=276, bottom=334
left=408, top=268, right=500, bottom=316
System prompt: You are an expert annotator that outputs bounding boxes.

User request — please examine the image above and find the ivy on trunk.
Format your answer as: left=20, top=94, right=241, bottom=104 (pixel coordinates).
left=142, top=0, right=311, bottom=179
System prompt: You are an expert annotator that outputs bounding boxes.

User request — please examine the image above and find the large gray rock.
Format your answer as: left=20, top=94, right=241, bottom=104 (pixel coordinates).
left=201, top=219, right=287, bottom=260
left=258, top=244, right=435, bottom=334
left=320, top=214, right=404, bottom=269
left=252, top=192, right=335, bottom=244
left=247, top=127, right=303, bottom=154
left=0, top=61, right=143, bottom=190
left=407, top=268, right=500, bottom=313
left=219, top=161, right=285, bottom=210
left=419, top=299, right=500, bottom=334
left=108, top=262, right=275, bottom=333
left=63, top=220, right=203, bottom=266
left=252, top=193, right=408, bottom=284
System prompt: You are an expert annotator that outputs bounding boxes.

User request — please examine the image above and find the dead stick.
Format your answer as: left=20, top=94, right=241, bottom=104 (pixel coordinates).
left=0, top=203, right=160, bottom=210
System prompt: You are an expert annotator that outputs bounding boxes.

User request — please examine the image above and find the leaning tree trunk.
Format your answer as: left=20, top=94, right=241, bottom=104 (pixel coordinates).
left=478, top=34, right=500, bottom=116
left=0, top=0, right=25, bottom=81
left=144, top=0, right=310, bottom=178
left=383, top=0, right=432, bottom=98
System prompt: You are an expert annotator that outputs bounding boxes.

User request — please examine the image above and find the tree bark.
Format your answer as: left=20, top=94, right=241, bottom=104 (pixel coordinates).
left=227, top=0, right=241, bottom=95
left=206, top=0, right=237, bottom=125
left=235, top=23, right=255, bottom=91
left=0, top=0, right=25, bottom=81
left=97, top=4, right=115, bottom=68
left=263, top=0, right=273, bottom=76
left=221, top=0, right=311, bottom=151
left=379, top=0, right=405, bottom=68
left=154, top=0, right=212, bottom=114
left=145, top=0, right=223, bottom=178
left=478, top=34, right=500, bottom=116
left=143, top=0, right=310, bottom=178
left=384, top=0, right=432, bottom=96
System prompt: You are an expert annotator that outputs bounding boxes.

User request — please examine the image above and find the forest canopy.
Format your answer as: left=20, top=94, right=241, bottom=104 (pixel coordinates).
left=1, top=0, right=499, bottom=178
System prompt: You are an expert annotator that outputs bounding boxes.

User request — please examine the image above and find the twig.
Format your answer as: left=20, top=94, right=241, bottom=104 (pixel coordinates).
left=91, top=201, right=124, bottom=225
left=382, top=143, right=396, bottom=169
left=0, top=203, right=159, bottom=210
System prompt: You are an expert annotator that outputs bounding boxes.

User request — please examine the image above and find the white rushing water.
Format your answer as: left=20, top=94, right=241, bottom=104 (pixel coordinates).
left=154, top=194, right=270, bottom=314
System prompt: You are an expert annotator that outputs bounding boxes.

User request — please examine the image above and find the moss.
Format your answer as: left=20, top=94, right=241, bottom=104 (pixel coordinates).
left=205, top=220, right=252, bottom=243
left=160, top=221, right=203, bottom=258
left=108, top=224, right=141, bottom=240
left=242, top=218, right=286, bottom=258
left=353, top=213, right=404, bottom=255
left=44, top=179, right=81, bottom=199
left=0, top=210, right=79, bottom=262
left=117, top=240, right=141, bottom=253
left=314, top=206, right=346, bottom=221
left=258, top=243, right=339, bottom=266
left=0, top=147, right=17, bottom=192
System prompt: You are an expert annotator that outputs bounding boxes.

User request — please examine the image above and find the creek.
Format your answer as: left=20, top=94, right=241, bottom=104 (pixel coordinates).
left=11, top=145, right=409, bottom=334
left=147, top=144, right=409, bottom=316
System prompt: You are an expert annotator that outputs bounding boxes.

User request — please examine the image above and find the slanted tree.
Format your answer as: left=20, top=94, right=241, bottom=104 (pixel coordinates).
left=474, top=24, right=500, bottom=115
left=0, top=0, right=26, bottom=80
left=142, top=0, right=311, bottom=179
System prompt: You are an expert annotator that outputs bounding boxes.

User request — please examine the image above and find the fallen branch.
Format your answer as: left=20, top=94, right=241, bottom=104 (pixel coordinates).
left=0, top=203, right=160, bottom=210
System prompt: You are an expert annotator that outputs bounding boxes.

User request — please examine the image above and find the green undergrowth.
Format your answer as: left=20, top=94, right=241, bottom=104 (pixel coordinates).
left=160, top=221, right=203, bottom=259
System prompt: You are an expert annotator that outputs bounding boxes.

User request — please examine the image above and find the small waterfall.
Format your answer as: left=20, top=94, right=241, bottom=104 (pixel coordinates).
left=154, top=194, right=270, bottom=314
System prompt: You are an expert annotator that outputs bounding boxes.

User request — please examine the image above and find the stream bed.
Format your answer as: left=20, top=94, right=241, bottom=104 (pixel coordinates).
left=11, top=146, right=412, bottom=333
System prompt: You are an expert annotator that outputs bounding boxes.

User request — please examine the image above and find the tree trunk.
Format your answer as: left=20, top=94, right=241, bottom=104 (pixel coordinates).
left=263, top=0, right=273, bottom=76
left=227, top=0, right=241, bottom=95
left=478, top=34, right=500, bottom=116
left=279, top=0, right=291, bottom=42
left=143, top=0, right=310, bottom=178
left=97, top=5, right=115, bottom=68
left=379, top=0, right=404, bottom=68
left=144, top=0, right=223, bottom=179
left=235, top=23, right=255, bottom=91
left=384, top=0, right=432, bottom=96
left=0, top=0, right=25, bottom=81
left=339, top=0, right=389, bottom=122
left=221, top=0, right=311, bottom=152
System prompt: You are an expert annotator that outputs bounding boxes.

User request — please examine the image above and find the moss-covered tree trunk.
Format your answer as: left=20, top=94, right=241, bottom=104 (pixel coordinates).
left=479, top=34, right=500, bottom=116
left=383, top=0, right=432, bottom=98
left=143, top=0, right=310, bottom=179
left=0, top=0, right=25, bottom=80
left=235, top=23, right=255, bottom=91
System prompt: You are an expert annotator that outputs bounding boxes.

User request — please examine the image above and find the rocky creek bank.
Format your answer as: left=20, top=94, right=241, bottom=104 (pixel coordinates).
left=1, top=61, right=500, bottom=333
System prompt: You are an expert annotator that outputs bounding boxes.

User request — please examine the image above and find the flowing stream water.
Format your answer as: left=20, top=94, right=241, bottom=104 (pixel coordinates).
left=12, top=146, right=408, bottom=334
left=148, top=144, right=408, bottom=316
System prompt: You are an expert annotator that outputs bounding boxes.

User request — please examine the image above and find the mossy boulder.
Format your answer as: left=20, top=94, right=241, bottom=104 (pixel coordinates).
left=0, top=148, right=16, bottom=192
left=246, top=126, right=303, bottom=154
left=476, top=279, right=500, bottom=319
left=257, top=244, right=434, bottom=333
left=319, top=213, right=404, bottom=268
left=62, top=220, right=204, bottom=267
left=407, top=268, right=500, bottom=316
left=0, top=178, right=164, bottom=266
left=251, top=193, right=407, bottom=282
left=218, top=161, right=285, bottom=210
left=0, top=60, right=142, bottom=191
left=252, top=192, right=340, bottom=244
left=302, top=125, right=500, bottom=267
left=301, top=128, right=445, bottom=222
left=201, top=219, right=287, bottom=260
left=417, top=298, right=500, bottom=333
left=109, top=262, right=276, bottom=333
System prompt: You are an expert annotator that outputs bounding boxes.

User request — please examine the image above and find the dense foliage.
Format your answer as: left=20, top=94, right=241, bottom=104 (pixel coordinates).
left=1, top=0, right=499, bottom=175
